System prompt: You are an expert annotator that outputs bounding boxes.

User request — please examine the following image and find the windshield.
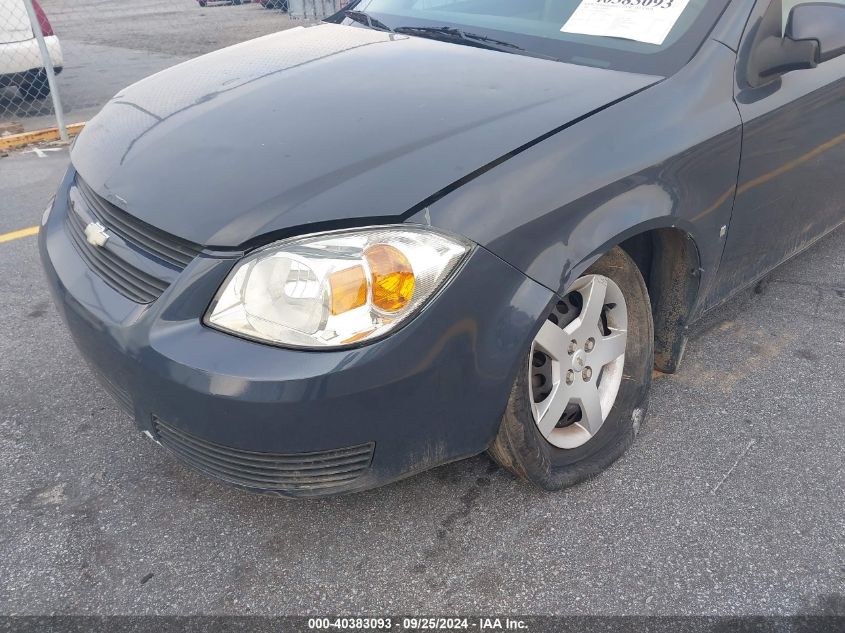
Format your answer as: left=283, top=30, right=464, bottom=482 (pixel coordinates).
left=340, top=0, right=732, bottom=76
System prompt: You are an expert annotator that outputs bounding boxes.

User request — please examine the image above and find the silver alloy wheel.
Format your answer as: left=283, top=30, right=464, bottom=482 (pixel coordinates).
left=528, top=275, right=629, bottom=449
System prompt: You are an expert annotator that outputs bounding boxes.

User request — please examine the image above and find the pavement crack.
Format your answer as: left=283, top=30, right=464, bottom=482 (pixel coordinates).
left=711, top=439, right=756, bottom=495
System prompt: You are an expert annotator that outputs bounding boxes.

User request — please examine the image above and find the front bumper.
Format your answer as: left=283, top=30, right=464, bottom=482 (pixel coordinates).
left=39, top=168, right=553, bottom=497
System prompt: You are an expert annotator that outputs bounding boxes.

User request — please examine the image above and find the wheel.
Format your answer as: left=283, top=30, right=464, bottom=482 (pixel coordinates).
left=18, top=71, right=50, bottom=100
left=198, top=0, right=207, bottom=6
left=489, top=246, right=654, bottom=490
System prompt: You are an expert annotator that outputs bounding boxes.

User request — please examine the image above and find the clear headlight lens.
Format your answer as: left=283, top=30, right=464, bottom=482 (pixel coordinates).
left=205, top=226, right=471, bottom=348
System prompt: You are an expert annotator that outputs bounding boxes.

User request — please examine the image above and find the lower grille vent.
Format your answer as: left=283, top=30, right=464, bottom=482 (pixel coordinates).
left=153, top=418, right=374, bottom=493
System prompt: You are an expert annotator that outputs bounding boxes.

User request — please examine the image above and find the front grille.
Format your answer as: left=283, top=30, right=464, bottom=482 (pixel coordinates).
left=65, top=176, right=202, bottom=303
left=153, top=418, right=375, bottom=493
left=75, top=178, right=202, bottom=269
left=66, top=204, right=169, bottom=303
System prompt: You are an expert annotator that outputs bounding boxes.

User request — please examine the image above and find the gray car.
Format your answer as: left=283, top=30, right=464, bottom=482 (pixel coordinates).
left=40, top=0, right=845, bottom=496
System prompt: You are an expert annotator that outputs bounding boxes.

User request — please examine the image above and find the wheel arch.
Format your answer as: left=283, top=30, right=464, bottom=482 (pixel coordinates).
left=569, top=220, right=703, bottom=374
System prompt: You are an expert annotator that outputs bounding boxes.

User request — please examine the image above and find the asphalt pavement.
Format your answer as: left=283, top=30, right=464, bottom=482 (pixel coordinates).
left=0, top=148, right=843, bottom=616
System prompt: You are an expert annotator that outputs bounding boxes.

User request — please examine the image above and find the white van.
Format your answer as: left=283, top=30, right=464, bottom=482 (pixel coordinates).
left=0, top=0, right=62, bottom=99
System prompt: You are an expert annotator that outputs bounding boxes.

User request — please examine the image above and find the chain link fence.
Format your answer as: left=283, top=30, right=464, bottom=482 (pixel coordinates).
left=1, top=0, right=349, bottom=138
left=0, top=0, right=59, bottom=133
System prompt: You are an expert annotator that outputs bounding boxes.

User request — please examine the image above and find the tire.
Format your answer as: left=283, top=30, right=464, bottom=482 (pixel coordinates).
left=489, top=246, right=654, bottom=490
left=18, top=72, right=50, bottom=100
left=198, top=0, right=207, bottom=6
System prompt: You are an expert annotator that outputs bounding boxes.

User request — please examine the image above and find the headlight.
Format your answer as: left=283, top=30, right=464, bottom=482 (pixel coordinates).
left=205, top=225, right=471, bottom=348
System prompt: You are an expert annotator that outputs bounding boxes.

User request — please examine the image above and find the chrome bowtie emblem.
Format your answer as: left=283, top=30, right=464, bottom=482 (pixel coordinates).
left=84, top=221, right=109, bottom=247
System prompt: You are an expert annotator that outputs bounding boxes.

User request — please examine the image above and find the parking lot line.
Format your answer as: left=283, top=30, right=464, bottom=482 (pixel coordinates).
left=0, top=226, right=39, bottom=244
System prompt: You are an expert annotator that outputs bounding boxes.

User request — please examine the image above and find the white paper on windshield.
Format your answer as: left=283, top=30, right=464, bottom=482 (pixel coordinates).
left=561, top=0, right=692, bottom=46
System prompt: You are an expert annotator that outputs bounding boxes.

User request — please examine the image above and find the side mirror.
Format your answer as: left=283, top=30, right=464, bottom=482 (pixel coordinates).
left=748, top=1, right=845, bottom=88
left=787, top=2, right=845, bottom=63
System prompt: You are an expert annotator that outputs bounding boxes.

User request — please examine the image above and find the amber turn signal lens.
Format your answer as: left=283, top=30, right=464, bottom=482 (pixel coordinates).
left=329, top=265, right=368, bottom=315
left=341, top=328, right=377, bottom=344
left=365, top=244, right=415, bottom=313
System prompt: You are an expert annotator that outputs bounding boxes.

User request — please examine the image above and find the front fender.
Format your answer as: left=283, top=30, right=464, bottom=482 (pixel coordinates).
left=416, top=40, right=742, bottom=310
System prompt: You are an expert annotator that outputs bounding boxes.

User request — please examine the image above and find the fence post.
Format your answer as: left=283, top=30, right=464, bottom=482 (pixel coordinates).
left=21, top=0, right=68, bottom=142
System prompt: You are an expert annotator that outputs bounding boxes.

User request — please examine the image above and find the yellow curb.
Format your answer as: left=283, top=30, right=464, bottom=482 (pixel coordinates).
left=0, top=122, right=86, bottom=151
left=0, top=226, right=39, bottom=243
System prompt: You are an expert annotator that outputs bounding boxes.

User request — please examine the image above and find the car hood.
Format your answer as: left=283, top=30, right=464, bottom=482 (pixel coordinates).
left=71, top=23, right=659, bottom=248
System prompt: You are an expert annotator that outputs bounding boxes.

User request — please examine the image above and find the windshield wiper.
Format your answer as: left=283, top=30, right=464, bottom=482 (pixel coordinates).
left=395, top=26, right=516, bottom=48
left=344, top=10, right=394, bottom=33
left=393, top=26, right=559, bottom=61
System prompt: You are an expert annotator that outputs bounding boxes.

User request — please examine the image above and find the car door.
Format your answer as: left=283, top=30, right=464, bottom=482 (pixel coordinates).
left=711, top=0, right=845, bottom=302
